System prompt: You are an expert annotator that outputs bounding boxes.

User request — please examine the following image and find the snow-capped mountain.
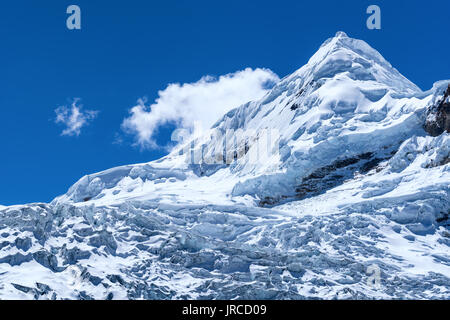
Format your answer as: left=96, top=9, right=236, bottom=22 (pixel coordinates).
left=0, top=32, right=449, bottom=300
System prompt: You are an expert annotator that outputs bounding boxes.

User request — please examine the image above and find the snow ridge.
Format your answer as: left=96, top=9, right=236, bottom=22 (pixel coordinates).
left=0, top=32, right=449, bottom=300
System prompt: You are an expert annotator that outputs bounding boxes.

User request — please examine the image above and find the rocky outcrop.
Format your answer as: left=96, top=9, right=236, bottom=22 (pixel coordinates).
left=425, top=84, right=450, bottom=136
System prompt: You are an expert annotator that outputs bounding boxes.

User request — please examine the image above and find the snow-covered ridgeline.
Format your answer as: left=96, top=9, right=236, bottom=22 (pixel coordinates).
left=56, top=32, right=445, bottom=206
left=0, top=32, right=449, bottom=300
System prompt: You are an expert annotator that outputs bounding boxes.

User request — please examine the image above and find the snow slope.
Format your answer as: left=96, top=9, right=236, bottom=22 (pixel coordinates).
left=0, top=32, right=449, bottom=300
left=54, top=31, right=433, bottom=206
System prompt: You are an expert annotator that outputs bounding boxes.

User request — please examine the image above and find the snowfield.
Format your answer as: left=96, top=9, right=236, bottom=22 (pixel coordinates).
left=0, top=32, right=449, bottom=300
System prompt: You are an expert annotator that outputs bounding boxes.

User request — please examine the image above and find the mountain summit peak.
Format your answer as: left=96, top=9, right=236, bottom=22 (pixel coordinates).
left=285, top=32, right=422, bottom=95
left=333, top=31, right=349, bottom=38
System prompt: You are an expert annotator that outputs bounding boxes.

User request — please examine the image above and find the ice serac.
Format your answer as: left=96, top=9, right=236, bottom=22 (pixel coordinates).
left=1, top=32, right=449, bottom=300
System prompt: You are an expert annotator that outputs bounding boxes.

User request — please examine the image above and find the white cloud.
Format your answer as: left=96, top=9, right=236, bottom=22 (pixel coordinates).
left=55, top=100, right=98, bottom=136
left=121, top=68, right=279, bottom=149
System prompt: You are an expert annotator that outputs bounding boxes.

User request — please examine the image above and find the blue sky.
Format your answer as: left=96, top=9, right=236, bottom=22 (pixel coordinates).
left=1, top=0, right=449, bottom=205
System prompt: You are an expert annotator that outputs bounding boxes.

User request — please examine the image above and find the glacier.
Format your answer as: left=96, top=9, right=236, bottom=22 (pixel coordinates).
left=0, top=32, right=449, bottom=300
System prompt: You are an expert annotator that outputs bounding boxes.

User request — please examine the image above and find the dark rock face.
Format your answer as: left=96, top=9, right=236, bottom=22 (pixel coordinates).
left=290, top=103, right=299, bottom=111
left=425, top=84, right=450, bottom=136
left=258, top=149, right=395, bottom=207
left=294, top=152, right=378, bottom=200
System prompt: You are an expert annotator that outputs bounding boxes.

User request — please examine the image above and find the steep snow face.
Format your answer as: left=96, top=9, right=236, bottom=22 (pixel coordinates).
left=219, top=32, right=430, bottom=199
left=283, top=31, right=420, bottom=96
left=56, top=32, right=432, bottom=206
left=1, top=32, right=449, bottom=300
